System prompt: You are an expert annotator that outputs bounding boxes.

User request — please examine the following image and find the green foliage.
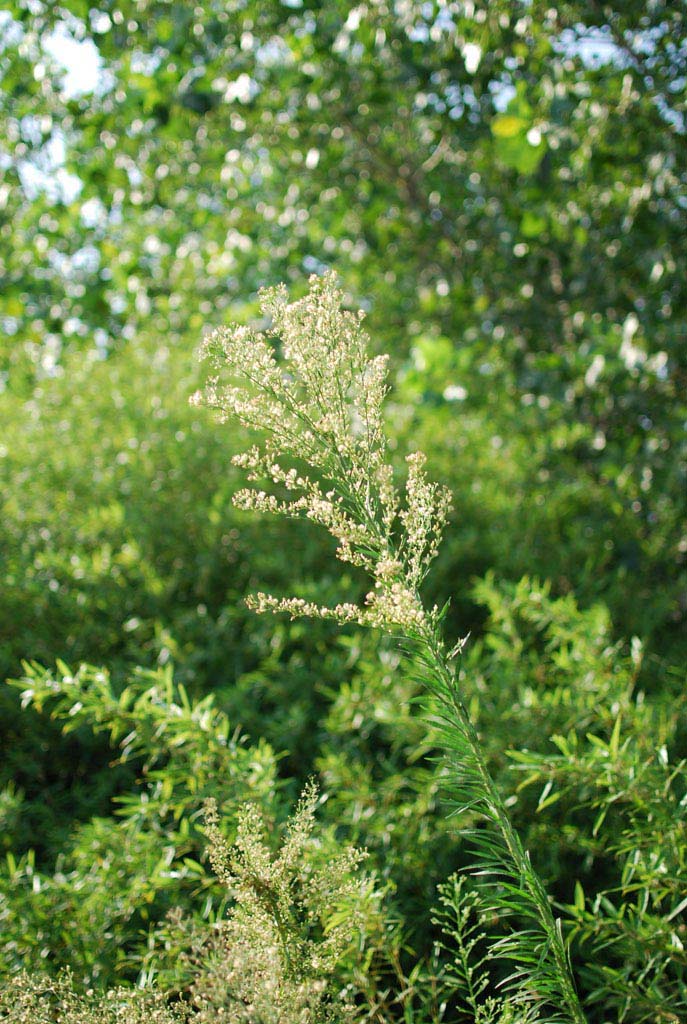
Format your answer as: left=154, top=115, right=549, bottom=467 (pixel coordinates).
left=3, top=1, right=685, bottom=381
left=2, top=0, right=684, bottom=662
left=1, top=661, right=280, bottom=987
left=1, top=1, right=686, bottom=1021
left=0, top=786, right=375, bottom=1022
left=403, top=331, right=686, bottom=657
left=512, top=705, right=687, bottom=1020
left=433, top=876, right=539, bottom=1024
left=0, top=339, right=349, bottom=861
left=0, top=341, right=245, bottom=683
left=460, top=576, right=687, bottom=1021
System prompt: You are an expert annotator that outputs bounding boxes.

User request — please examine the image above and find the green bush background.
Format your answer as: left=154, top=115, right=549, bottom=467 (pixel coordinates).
left=1, top=2, right=685, bottom=1020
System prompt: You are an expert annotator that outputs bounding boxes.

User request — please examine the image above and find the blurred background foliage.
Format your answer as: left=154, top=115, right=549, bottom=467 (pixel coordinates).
left=0, top=1, right=685, bottom=1020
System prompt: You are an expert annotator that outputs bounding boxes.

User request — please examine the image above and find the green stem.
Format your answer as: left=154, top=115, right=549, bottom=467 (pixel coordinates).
left=421, top=627, right=587, bottom=1024
left=337, top=469, right=584, bottom=1020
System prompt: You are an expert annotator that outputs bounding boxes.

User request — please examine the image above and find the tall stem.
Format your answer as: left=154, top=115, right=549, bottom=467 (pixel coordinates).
left=420, top=627, right=587, bottom=1024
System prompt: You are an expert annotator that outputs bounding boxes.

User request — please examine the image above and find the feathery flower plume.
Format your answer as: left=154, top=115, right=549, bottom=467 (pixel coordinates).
left=193, top=271, right=451, bottom=634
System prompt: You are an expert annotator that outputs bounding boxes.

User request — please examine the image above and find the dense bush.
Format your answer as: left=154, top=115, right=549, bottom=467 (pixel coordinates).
left=3, top=279, right=684, bottom=1023
left=1, top=1, right=685, bottom=1021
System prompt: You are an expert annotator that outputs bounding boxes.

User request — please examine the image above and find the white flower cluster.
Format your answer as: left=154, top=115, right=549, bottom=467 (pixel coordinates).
left=197, top=788, right=364, bottom=1023
left=194, top=272, right=452, bottom=635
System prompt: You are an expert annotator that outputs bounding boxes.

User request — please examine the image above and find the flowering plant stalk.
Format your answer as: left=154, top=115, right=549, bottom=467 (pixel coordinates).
left=193, top=273, right=587, bottom=1023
